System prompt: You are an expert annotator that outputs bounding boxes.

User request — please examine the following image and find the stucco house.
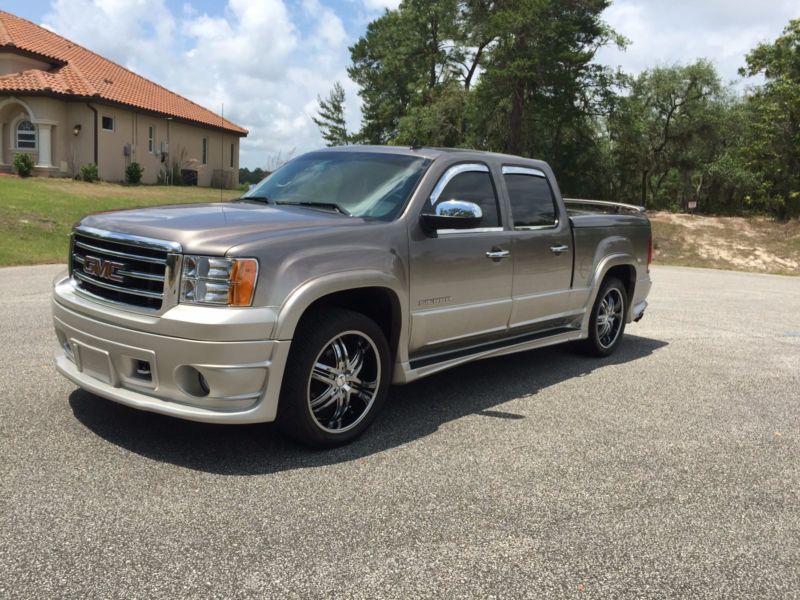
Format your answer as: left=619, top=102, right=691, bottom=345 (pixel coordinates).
left=0, top=10, right=247, bottom=187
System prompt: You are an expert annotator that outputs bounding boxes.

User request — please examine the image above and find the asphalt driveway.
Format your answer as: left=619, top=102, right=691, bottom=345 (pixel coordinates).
left=1, top=265, right=798, bottom=599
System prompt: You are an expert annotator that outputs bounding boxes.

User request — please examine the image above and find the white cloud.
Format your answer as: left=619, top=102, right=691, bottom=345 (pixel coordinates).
left=43, top=0, right=357, bottom=169
left=595, top=0, right=799, bottom=87
left=41, top=0, right=793, bottom=169
left=44, top=0, right=176, bottom=77
left=361, top=0, right=400, bottom=10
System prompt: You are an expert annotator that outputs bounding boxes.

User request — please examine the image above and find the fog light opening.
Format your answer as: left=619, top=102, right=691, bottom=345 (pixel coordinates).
left=135, top=360, right=152, bottom=381
left=59, top=334, right=75, bottom=363
left=198, top=372, right=210, bottom=395
left=174, top=365, right=211, bottom=398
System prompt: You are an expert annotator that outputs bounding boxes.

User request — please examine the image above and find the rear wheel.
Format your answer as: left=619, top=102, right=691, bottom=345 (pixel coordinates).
left=277, top=308, right=390, bottom=447
left=581, top=277, right=627, bottom=357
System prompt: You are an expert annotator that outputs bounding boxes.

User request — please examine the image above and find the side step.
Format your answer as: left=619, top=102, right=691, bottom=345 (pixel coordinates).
left=409, top=326, right=578, bottom=370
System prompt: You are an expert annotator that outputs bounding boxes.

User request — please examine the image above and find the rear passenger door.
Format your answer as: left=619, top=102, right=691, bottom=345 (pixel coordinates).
left=408, top=163, right=513, bottom=354
left=503, top=166, right=574, bottom=329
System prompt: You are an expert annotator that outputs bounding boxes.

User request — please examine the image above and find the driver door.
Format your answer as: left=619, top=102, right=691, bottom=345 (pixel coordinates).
left=408, top=163, right=513, bottom=356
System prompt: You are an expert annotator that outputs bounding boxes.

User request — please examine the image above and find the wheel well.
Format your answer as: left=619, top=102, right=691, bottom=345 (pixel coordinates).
left=604, top=265, right=636, bottom=305
left=301, top=287, right=402, bottom=358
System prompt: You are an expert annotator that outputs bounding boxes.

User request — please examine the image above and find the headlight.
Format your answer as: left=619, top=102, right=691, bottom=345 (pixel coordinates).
left=180, top=256, right=259, bottom=306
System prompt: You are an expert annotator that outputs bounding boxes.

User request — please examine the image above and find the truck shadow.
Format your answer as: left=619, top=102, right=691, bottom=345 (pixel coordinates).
left=69, top=335, right=667, bottom=475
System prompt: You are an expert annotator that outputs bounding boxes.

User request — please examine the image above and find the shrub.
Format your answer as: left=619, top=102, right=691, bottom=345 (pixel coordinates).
left=171, top=163, right=184, bottom=186
left=13, top=153, right=34, bottom=177
left=79, top=163, right=98, bottom=183
left=125, top=162, right=144, bottom=184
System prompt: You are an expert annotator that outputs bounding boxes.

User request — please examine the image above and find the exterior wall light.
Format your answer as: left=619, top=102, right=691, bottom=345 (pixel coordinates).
left=73, top=124, right=82, bottom=136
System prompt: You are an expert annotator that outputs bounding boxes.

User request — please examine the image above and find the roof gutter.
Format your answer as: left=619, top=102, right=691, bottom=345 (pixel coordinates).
left=86, top=103, right=98, bottom=165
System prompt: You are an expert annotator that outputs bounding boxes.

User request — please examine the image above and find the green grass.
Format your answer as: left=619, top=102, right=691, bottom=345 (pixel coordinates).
left=0, top=176, right=239, bottom=266
left=1, top=177, right=798, bottom=275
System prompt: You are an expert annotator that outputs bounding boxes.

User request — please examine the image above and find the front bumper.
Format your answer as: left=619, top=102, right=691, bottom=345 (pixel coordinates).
left=52, top=290, right=291, bottom=425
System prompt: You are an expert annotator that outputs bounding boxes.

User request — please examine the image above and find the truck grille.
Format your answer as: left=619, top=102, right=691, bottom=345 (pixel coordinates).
left=70, top=229, right=177, bottom=310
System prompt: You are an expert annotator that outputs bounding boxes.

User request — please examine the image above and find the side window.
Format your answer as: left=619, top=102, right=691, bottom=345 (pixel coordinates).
left=16, top=120, right=36, bottom=149
left=432, top=168, right=500, bottom=228
left=504, top=173, right=557, bottom=228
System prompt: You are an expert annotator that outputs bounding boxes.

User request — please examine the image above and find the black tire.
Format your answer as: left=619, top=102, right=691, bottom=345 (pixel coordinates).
left=580, top=277, right=628, bottom=357
left=277, top=308, right=391, bottom=448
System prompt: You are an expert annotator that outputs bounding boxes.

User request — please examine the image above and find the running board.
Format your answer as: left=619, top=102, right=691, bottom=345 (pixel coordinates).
left=409, top=326, right=579, bottom=370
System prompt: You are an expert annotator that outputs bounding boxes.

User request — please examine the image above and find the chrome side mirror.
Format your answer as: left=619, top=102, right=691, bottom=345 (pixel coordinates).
left=421, top=199, right=483, bottom=231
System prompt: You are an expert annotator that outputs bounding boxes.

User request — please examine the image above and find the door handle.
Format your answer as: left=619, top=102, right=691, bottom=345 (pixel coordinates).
left=486, top=249, right=511, bottom=260
left=549, top=244, right=569, bottom=255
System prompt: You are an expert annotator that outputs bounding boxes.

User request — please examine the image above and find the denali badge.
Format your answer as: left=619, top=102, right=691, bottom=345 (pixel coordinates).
left=84, top=255, right=125, bottom=283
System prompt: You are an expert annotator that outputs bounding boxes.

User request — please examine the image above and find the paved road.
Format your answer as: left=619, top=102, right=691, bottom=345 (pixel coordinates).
left=1, top=265, right=798, bottom=599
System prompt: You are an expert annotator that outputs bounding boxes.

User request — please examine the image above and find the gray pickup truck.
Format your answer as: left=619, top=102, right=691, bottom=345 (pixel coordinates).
left=52, top=146, right=652, bottom=447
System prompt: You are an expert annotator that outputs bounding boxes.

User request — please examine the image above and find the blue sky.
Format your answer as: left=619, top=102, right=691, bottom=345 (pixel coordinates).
left=3, top=1, right=796, bottom=169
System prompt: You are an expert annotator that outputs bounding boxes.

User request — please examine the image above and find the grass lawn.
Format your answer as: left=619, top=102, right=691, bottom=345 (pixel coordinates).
left=1, top=176, right=798, bottom=275
left=0, top=176, right=240, bottom=266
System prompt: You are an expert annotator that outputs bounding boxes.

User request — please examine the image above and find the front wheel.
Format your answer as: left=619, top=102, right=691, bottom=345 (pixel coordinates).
left=581, top=277, right=627, bottom=357
left=277, top=308, right=391, bottom=447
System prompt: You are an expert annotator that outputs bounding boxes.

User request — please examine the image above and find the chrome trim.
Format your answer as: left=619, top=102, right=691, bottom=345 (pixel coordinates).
left=72, top=271, right=164, bottom=299
left=564, top=198, right=646, bottom=214
left=485, top=250, right=511, bottom=259
left=73, top=240, right=168, bottom=265
left=632, top=300, right=648, bottom=321
left=513, top=223, right=559, bottom=231
left=434, top=199, right=482, bottom=219
left=68, top=280, right=163, bottom=314
left=502, top=166, right=546, bottom=178
left=70, top=226, right=183, bottom=314
left=438, top=226, right=504, bottom=235
left=430, top=163, right=490, bottom=205
left=74, top=225, right=183, bottom=253
left=116, top=268, right=165, bottom=282
left=73, top=255, right=163, bottom=282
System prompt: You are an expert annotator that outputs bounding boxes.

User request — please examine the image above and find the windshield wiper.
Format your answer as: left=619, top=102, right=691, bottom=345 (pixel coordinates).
left=240, top=195, right=272, bottom=204
left=276, top=201, right=351, bottom=216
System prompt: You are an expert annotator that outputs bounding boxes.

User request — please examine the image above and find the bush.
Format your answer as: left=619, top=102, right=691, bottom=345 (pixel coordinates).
left=13, top=153, right=34, bottom=177
left=79, top=163, right=98, bottom=183
left=125, top=162, right=144, bottom=184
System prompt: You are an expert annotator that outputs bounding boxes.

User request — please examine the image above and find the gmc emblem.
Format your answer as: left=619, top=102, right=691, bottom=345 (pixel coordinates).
left=83, top=255, right=125, bottom=283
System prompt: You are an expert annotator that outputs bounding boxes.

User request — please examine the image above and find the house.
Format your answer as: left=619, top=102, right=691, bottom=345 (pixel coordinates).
left=0, top=10, right=247, bottom=187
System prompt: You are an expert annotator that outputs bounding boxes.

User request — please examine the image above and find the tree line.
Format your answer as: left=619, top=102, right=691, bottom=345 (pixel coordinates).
left=313, top=1, right=800, bottom=219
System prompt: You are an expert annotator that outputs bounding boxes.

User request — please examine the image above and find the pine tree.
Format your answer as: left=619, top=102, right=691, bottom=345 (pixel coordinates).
left=313, top=82, right=350, bottom=147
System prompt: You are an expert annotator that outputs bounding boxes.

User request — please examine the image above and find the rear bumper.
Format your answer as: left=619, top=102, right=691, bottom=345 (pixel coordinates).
left=53, top=298, right=291, bottom=424
left=632, top=300, right=647, bottom=322
left=630, top=273, right=652, bottom=323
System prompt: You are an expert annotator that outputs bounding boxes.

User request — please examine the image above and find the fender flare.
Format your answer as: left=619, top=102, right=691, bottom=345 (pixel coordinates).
left=580, top=253, right=639, bottom=336
left=272, top=270, right=409, bottom=357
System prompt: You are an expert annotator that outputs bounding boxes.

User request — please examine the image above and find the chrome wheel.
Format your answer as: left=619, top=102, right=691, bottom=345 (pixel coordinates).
left=307, top=330, right=381, bottom=434
left=596, top=287, right=624, bottom=349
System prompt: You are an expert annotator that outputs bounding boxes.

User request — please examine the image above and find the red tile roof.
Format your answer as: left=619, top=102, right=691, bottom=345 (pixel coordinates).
left=0, top=10, right=247, bottom=135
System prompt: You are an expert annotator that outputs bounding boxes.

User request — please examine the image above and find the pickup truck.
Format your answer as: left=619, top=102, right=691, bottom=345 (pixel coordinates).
left=52, top=146, right=652, bottom=447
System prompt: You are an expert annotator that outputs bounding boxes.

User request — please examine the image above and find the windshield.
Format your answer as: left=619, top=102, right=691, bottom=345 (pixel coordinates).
left=241, top=151, right=431, bottom=220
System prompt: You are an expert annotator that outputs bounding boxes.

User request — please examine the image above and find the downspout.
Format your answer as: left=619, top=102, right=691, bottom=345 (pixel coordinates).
left=86, top=103, right=98, bottom=165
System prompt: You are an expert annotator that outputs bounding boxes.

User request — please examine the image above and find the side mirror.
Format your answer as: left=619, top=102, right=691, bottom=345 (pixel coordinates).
left=421, top=199, right=483, bottom=231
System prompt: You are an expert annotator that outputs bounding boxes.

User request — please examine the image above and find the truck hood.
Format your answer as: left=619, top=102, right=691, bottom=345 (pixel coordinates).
left=79, top=201, right=363, bottom=255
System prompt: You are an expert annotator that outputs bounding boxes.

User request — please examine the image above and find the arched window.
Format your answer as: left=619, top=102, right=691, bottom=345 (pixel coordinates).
left=16, top=120, right=37, bottom=150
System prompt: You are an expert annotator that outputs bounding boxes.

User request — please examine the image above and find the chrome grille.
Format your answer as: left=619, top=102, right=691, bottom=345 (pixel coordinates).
left=70, top=228, right=179, bottom=310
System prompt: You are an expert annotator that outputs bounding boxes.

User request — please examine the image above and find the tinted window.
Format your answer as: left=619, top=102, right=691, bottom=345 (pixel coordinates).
left=505, top=174, right=557, bottom=227
left=434, top=170, right=500, bottom=227
left=243, top=151, right=431, bottom=220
